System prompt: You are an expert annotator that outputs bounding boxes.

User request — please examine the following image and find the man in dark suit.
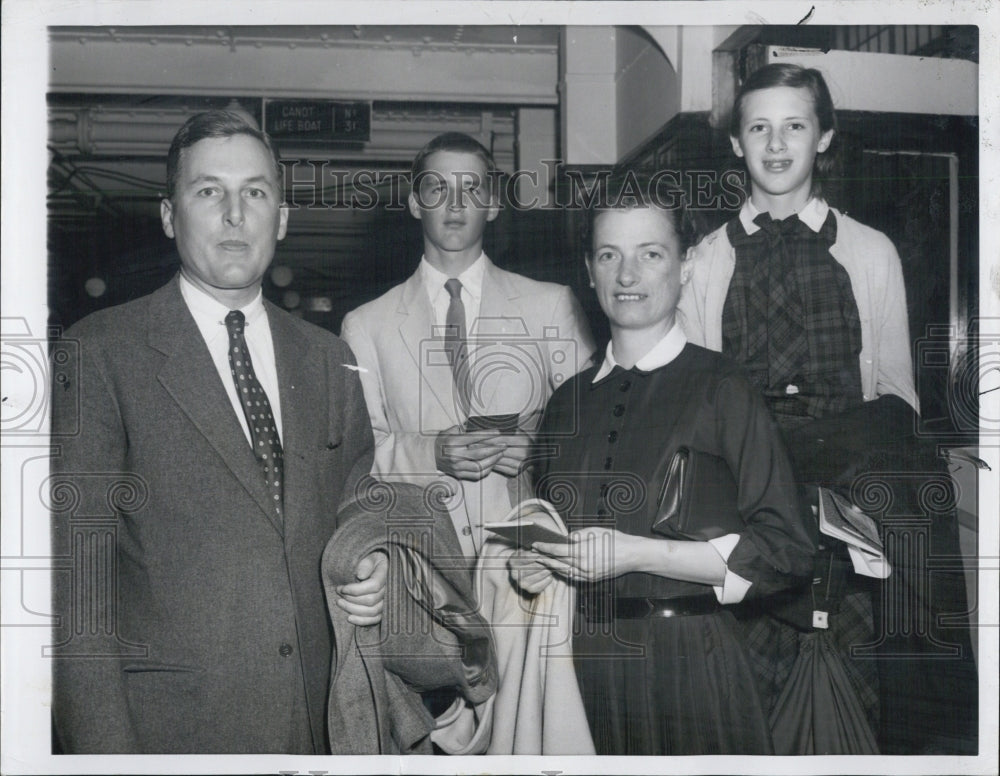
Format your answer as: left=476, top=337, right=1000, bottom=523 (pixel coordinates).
left=50, top=111, right=385, bottom=754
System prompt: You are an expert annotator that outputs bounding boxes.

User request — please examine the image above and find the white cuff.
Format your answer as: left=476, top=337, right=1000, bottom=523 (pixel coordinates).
left=707, top=533, right=753, bottom=604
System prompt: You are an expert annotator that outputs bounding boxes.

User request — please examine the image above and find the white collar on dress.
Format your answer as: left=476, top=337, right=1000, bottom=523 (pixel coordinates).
left=738, top=197, right=830, bottom=236
left=592, top=322, right=688, bottom=383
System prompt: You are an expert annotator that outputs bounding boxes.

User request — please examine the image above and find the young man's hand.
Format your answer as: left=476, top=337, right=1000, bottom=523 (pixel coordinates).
left=491, top=434, right=532, bottom=477
left=434, top=425, right=505, bottom=481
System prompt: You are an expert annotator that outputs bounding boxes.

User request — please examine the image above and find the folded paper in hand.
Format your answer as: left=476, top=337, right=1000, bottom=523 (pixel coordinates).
left=818, top=487, right=881, bottom=554
left=818, top=487, right=891, bottom=579
left=650, top=447, right=743, bottom=541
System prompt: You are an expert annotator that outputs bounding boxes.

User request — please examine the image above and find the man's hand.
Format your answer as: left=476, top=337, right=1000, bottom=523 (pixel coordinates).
left=336, top=550, right=388, bottom=626
left=434, top=425, right=505, bottom=481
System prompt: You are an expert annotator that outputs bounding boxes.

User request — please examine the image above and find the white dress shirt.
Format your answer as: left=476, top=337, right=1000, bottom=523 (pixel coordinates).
left=418, top=253, right=487, bottom=336
left=179, top=274, right=283, bottom=444
left=593, top=322, right=752, bottom=604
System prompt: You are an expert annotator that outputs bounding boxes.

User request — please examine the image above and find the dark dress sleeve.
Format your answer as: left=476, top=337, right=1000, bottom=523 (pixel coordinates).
left=714, top=367, right=817, bottom=599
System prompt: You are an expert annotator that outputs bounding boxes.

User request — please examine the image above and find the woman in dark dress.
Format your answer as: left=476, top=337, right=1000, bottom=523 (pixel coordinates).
left=507, top=175, right=816, bottom=755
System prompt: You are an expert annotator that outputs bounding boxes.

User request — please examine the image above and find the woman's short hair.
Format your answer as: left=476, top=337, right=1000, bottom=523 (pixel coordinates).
left=584, top=169, right=703, bottom=255
left=166, top=110, right=283, bottom=199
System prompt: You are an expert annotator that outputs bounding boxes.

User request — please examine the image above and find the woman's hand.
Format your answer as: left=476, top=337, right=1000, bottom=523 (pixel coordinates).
left=507, top=549, right=557, bottom=594
left=533, top=528, right=729, bottom=587
left=530, top=527, right=653, bottom=583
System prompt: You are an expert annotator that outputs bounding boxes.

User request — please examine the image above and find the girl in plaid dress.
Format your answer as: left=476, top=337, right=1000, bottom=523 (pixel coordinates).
left=680, top=63, right=916, bottom=417
left=681, top=60, right=980, bottom=757
left=678, top=63, right=918, bottom=754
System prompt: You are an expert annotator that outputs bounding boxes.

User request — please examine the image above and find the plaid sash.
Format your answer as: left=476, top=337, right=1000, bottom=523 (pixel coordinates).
left=722, top=210, right=863, bottom=424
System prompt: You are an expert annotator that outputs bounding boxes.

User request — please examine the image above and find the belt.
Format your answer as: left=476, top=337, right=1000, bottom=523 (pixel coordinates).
left=579, top=594, right=722, bottom=621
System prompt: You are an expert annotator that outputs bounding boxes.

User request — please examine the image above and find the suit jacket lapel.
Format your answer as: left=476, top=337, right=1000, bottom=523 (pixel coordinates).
left=148, top=280, right=284, bottom=537
left=267, top=302, right=320, bottom=541
left=474, top=259, right=527, bottom=412
left=396, top=270, right=460, bottom=424
left=477, top=257, right=519, bottom=321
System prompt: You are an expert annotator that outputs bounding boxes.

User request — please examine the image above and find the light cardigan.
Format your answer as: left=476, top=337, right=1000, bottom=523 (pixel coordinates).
left=677, top=200, right=918, bottom=413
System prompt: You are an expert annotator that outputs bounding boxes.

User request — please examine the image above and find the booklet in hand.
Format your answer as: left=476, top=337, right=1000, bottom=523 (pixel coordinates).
left=818, top=487, right=883, bottom=556
left=481, top=499, right=569, bottom=549
left=481, top=521, right=570, bottom=549
left=464, top=413, right=520, bottom=433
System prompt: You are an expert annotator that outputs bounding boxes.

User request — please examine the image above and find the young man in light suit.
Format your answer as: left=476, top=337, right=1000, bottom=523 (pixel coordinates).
left=341, top=133, right=594, bottom=558
left=50, top=111, right=386, bottom=754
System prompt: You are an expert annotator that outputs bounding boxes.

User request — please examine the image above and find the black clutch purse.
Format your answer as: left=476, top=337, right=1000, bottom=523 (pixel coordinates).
left=651, top=447, right=743, bottom=541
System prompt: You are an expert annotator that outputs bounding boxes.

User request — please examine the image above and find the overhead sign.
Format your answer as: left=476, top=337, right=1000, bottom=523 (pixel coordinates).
left=263, top=100, right=371, bottom=143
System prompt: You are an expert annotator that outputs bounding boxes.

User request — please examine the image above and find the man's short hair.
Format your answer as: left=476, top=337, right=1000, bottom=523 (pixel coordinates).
left=410, top=131, right=497, bottom=182
left=165, top=110, right=283, bottom=199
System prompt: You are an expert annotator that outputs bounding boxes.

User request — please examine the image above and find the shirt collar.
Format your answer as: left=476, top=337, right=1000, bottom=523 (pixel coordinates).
left=591, top=323, right=688, bottom=383
left=419, top=253, right=487, bottom=303
left=178, top=272, right=266, bottom=334
left=739, top=197, right=829, bottom=235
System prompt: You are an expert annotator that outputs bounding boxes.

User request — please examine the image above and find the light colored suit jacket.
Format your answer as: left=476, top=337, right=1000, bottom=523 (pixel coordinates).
left=50, top=277, right=374, bottom=753
left=341, top=256, right=594, bottom=557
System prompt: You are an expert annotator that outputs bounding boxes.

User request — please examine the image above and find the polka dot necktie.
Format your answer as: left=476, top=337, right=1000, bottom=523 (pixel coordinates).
left=225, top=310, right=283, bottom=521
left=444, top=278, right=471, bottom=414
